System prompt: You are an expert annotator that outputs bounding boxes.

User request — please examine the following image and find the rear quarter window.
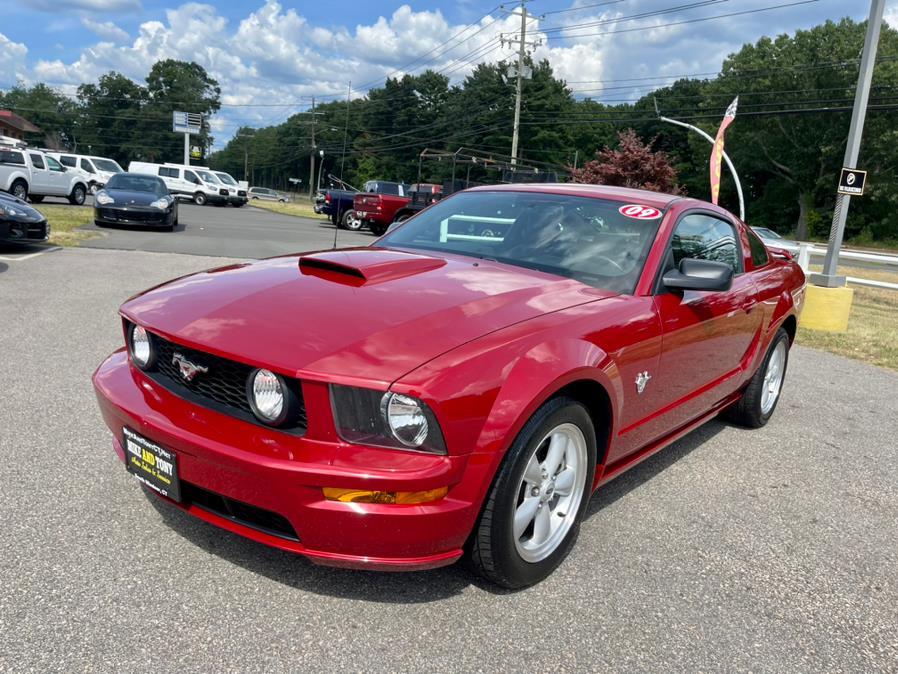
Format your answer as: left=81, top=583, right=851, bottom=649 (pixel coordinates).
left=747, top=229, right=770, bottom=267
left=60, top=155, right=76, bottom=167
left=0, top=150, right=25, bottom=165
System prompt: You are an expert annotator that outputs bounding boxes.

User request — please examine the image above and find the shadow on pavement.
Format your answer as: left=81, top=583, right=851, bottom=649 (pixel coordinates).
left=144, top=418, right=729, bottom=602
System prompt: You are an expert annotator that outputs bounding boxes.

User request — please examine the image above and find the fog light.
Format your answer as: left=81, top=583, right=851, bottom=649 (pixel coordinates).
left=322, top=486, right=448, bottom=504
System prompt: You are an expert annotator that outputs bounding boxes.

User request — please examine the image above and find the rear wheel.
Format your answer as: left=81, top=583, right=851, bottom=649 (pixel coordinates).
left=68, top=184, right=86, bottom=205
left=370, top=222, right=388, bottom=236
left=341, top=210, right=361, bottom=230
left=724, top=327, right=790, bottom=428
left=193, top=192, right=207, bottom=206
left=11, top=180, right=28, bottom=201
left=468, top=397, right=596, bottom=588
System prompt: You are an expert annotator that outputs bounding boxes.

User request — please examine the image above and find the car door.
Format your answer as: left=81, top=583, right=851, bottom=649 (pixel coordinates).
left=650, top=211, right=762, bottom=432
left=28, top=153, right=54, bottom=194
left=45, top=156, right=71, bottom=194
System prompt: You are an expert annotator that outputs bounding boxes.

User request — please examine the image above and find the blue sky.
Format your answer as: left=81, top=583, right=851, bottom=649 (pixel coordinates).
left=1, top=0, right=893, bottom=146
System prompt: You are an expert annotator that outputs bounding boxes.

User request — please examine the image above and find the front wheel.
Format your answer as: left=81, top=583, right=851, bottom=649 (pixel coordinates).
left=193, top=192, right=207, bottom=206
left=468, top=397, right=596, bottom=588
left=724, top=327, right=790, bottom=428
left=69, top=184, right=86, bottom=205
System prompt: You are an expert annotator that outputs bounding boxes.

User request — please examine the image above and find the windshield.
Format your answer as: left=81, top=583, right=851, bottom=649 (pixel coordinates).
left=379, top=190, right=664, bottom=293
left=196, top=170, right=220, bottom=184
left=92, top=158, right=123, bottom=173
left=215, top=172, right=237, bottom=186
left=106, top=173, right=166, bottom=195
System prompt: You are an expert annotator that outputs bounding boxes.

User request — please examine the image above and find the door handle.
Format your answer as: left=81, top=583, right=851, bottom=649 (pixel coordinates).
left=742, top=299, right=757, bottom=313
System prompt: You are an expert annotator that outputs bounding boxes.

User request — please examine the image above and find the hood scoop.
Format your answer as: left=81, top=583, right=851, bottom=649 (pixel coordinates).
left=299, top=249, right=446, bottom=286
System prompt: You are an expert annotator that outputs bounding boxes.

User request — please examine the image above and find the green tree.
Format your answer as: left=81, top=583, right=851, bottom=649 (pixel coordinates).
left=76, top=72, right=148, bottom=162
left=0, top=82, right=77, bottom=148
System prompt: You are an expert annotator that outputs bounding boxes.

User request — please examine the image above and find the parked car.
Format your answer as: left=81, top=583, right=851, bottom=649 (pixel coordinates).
left=248, top=187, right=289, bottom=202
left=751, top=226, right=799, bottom=251
left=128, top=162, right=228, bottom=206
left=213, top=171, right=248, bottom=207
left=352, top=181, right=415, bottom=235
left=0, top=190, right=49, bottom=244
left=46, top=152, right=123, bottom=194
left=0, top=143, right=89, bottom=205
left=93, top=184, right=805, bottom=588
left=94, top=173, right=178, bottom=230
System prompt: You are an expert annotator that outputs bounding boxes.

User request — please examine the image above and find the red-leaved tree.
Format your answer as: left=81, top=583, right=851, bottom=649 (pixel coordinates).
left=571, top=129, right=685, bottom=195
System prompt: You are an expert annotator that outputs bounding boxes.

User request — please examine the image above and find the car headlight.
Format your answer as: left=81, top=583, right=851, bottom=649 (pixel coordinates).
left=95, top=191, right=114, bottom=205
left=2, top=204, right=28, bottom=217
left=247, top=368, right=301, bottom=426
left=128, top=324, right=154, bottom=370
left=330, top=385, right=446, bottom=454
left=149, top=197, right=170, bottom=209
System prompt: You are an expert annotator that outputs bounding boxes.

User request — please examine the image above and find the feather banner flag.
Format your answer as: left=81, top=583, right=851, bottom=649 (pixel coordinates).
left=710, top=97, right=738, bottom=205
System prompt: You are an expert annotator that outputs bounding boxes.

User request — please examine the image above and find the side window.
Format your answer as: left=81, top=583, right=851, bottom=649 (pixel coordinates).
left=184, top=170, right=199, bottom=184
left=30, top=153, right=46, bottom=169
left=747, top=229, right=769, bottom=267
left=60, top=155, right=76, bottom=167
left=158, top=167, right=177, bottom=178
left=0, top=150, right=25, bottom=165
left=46, top=156, right=64, bottom=171
left=81, top=158, right=94, bottom=173
left=671, top=213, right=741, bottom=273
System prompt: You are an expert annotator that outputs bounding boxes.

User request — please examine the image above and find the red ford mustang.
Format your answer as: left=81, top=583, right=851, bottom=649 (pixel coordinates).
left=93, top=184, right=805, bottom=588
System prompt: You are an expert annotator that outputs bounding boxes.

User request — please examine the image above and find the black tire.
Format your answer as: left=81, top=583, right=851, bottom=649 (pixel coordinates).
left=468, top=396, right=597, bottom=589
left=193, top=192, right=207, bottom=206
left=30, top=195, right=44, bottom=204
left=341, top=209, right=361, bottom=230
left=370, top=223, right=388, bottom=236
left=11, top=180, right=28, bottom=201
left=723, top=328, right=791, bottom=428
left=394, top=213, right=411, bottom=223
left=94, top=220, right=105, bottom=228
left=68, top=184, right=86, bottom=205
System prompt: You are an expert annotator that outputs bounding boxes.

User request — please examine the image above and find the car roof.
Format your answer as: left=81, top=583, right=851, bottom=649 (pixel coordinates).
left=466, top=183, right=681, bottom=208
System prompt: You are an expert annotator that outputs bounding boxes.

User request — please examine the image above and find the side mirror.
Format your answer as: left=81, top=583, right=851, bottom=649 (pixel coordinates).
left=663, top=258, right=734, bottom=293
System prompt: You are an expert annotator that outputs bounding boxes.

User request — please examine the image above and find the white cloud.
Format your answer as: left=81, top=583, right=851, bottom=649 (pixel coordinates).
left=80, top=18, right=130, bottom=44
left=885, top=3, right=898, bottom=29
left=0, top=33, right=28, bottom=88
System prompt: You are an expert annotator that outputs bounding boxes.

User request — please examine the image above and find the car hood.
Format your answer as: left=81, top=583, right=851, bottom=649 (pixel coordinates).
left=106, top=189, right=163, bottom=206
left=121, top=247, right=615, bottom=385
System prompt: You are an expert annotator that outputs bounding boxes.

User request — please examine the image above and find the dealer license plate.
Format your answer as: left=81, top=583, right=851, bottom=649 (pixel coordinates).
left=123, top=427, right=181, bottom=502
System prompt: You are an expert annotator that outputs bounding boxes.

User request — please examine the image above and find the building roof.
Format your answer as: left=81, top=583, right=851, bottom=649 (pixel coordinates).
left=0, top=110, right=41, bottom=134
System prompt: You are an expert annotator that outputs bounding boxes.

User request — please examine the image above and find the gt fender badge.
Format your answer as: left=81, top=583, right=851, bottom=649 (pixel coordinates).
left=172, top=352, right=208, bottom=382
left=635, top=371, right=651, bottom=394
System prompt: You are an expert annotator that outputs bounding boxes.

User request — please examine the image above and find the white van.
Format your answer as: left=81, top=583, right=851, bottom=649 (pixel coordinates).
left=128, top=162, right=228, bottom=206
left=48, top=152, right=123, bottom=193
left=212, top=170, right=248, bottom=207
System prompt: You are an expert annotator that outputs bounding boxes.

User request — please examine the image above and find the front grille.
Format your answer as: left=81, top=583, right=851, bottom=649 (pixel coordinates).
left=237, top=190, right=247, bottom=197
left=182, top=481, right=299, bottom=541
left=3, top=219, right=48, bottom=240
left=142, top=330, right=307, bottom=434
left=98, top=207, right=165, bottom=223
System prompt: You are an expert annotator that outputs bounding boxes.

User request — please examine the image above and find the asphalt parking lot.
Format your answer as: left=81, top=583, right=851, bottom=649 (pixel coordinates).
left=1, top=240, right=896, bottom=673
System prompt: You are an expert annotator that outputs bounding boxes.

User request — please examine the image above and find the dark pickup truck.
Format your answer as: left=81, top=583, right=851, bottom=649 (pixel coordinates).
left=315, top=187, right=358, bottom=228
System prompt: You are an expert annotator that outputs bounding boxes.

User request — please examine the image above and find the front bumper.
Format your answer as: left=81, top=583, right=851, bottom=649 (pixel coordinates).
left=92, top=350, right=475, bottom=570
left=227, top=196, right=248, bottom=206
left=0, top=216, right=49, bottom=242
left=95, top=206, right=173, bottom=228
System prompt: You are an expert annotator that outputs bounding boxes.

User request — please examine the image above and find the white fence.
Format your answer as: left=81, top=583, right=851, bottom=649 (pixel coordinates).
left=789, top=243, right=898, bottom=291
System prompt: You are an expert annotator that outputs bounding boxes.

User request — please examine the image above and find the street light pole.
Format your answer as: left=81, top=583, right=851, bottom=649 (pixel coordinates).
left=317, top=150, right=325, bottom=192
left=810, top=0, right=886, bottom=288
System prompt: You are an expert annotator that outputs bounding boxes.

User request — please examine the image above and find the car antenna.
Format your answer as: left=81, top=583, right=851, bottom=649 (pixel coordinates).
left=332, top=202, right=341, bottom=249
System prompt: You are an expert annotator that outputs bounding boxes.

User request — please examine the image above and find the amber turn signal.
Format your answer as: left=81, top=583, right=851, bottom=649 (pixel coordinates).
left=322, top=486, right=448, bottom=504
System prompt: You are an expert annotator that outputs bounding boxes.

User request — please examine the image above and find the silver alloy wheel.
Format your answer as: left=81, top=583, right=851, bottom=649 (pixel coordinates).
left=761, top=340, right=787, bottom=415
left=513, top=423, right=588, bottom=563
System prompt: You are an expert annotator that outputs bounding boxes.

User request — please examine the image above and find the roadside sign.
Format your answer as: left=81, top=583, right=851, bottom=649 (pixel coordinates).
left=838, top=167, right=867, bottom=196
left=173, top=111, right=202, bottom=135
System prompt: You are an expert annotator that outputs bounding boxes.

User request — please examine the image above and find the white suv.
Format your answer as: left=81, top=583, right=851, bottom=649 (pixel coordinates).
left=0, top=142, right=89, bottom=204
left=128, top=162, right=228, bottom=206
left=49, top=152, right=124, bottom=194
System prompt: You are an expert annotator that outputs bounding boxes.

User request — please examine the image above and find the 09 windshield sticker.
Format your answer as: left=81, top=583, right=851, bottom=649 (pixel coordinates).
left=618, top=204, right=662, bottom=220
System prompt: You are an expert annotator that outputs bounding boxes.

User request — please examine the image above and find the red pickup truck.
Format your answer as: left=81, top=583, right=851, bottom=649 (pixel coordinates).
left=354, top=181, right=441, bottom=235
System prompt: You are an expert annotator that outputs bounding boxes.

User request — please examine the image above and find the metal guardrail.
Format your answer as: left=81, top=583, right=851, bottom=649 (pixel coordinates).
left=790, top=243, right=898, bottom=291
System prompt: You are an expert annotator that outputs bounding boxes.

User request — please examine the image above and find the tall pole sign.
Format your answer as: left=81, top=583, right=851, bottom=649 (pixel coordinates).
left=810, top=0, right=885, bottom=288
left=173, top=111, right=202, bottom=166
left=709, top=97, right=738, bottom=206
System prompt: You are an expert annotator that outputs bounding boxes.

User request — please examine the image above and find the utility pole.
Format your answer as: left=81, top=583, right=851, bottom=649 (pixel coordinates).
left=309, top=97, right=318, bottom=200
left=501, top=0, right=540, bottom=165
left=810, top=0, right=885, bottom=288
left=340, top=81, right=351, bottom=181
